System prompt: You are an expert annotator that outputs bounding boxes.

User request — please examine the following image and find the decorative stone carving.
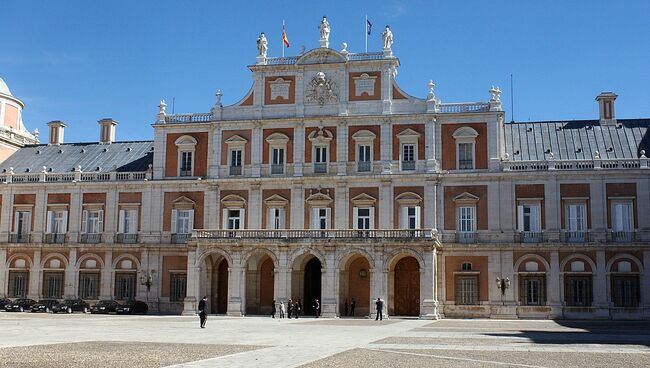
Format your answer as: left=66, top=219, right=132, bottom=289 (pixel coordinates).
left=319, top=16, right=330, bottom=48
left=305, top=72, right=338, bottom=106
left=489, top=86, right=501, bottom=102
left=257, top=32, right=268, bottom=57
left=427, top=80, right=435, bottom=101
left=382, top=26, right=393, bottom=50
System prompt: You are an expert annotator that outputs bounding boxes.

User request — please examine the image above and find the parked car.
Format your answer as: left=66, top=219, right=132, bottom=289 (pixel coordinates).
left=0, top=298, right=12, bottom=310
left=52, top=299, right=90, bottom=314
left=31, top=299, right=59, bottom=313
left=4, top=298, right=36, bottom=312
left=90, top=300, right=119, bottom=314
left=116, top=300, right=149, bottom=315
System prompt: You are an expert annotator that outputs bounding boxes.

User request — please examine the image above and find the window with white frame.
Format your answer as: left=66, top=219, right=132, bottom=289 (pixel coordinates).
left=457, top=206, right=475, bottom=233
left=172, top=209, right=193, bottom=234
left=354, top=207, right=374, bottom=230
left=309, top=128, right=333, bottom=174
left=272, top=148, right=285, bottom=171
left=175, top=135, right=197, bottom=177
left=520, top=275, right=546, bottom=306
left=455, top=275, right=478, bottom=305
left=517, top=203, right=541, bottom=232
left=611, top=201, right=633, bottom=232
left=225, top=134, right=247, bottom=176
left=452, top=126, right=479, bottom=170
left=396, top=192, right=423, bottom=230
left=268, top=208, right=285, bottom=229
left=312, top=207, right=331, bottom=229
left=352, top=129, right=375, bottom=173
left=396, top=128, right=420, bottom=171
left=46, top=209, right=68, bottom=234
left=221, top=194, right=246, bottom=230
left=81, top=209, right=104, bottom=234
left=266, top=132, right=289, bottom=175
left=314, top=145, right=328, bottom=172
left=565, top=203, right=586, bottom=232
left=14, top=210, right=31, bottom=235
left=401, top=144, right=415, bottom=170
left=118, top=208, right=139, bottom=234
left=226, top=209, right=242, bottom=229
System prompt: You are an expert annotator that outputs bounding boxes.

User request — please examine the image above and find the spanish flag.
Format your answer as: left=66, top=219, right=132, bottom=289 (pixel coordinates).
left=282, top=22, right=290, bottom=48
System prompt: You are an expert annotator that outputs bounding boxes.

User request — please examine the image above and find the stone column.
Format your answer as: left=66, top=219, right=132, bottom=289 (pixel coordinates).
left=547, top=250, right=562, bottom=317
left=227, top=265, right=244, bottom=316
left=28, top=250, right=42, bottom=300
left=336, top=121, right=348, bottom=175
left=380, top=120, right=392, bottom=174
left=291, top=183, right=304, bottom=229
left=320, top=249, right=337, bottom=317
left=425, top=118, right=437, bottom=172
left=251, top=123, right=262, bottom=178
left=0, top=249, right=7, bottom=296
left=274, top=248, right=290, bottom=302
left=370, top=247, right=387, bottom=319
left=488, top=250, right=517, bottom=318
left=249, top=184, right=261, bottom=229
left=593, top=250, right=609, bottom=318
left=209, top=126, right=222, bottom=178
left=294, top=123, right=305, bottom=177
left=590, top=181, right=606, bottom=242
left=182, top=248, right=200, bottom=315
left=379, top=180, right=392, bottom=229
left=420, top=248, right=439, bottom=319
left=335, top=182, right=348, bottom=229
left=64, top=249, right=78, bottom=298
left=146, top=249, right=162, bottom=313
left=100, top=250, right=113, bottom=299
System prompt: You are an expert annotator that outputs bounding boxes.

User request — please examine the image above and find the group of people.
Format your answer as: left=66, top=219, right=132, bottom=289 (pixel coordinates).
left=271, top=298, right=307, bottom=319
left=342, top=298, right=357, bottom=317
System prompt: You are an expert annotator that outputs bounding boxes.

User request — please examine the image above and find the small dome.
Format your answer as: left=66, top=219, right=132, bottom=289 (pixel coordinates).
left=0, top=77, right=12, bottom=96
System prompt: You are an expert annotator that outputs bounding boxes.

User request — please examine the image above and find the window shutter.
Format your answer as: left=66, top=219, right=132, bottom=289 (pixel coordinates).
left=171, top=209, right=178, bottom=234
left=131, top=210, right=138, bottom=233
left=399, top=207, right=408, bottom=229
left=118, top=209, right=125, bottom=234
left=625, top=203, right=633, bottom=230
left=46, top=210, right=53, bottom=233
left=98, top=210, right=104, bottom=232
left=414, top=206, right=421, bottom=229
left=239, top=209, right=245, bottom=229
left=530, top=206, right=540, bottom=232
left=13, top=212, right=19, bottom=233
left=61, top=211, right=68, bottom=233
left=267, top=208, right=274, bottom=230
left=311, top=208, right=319, bottom=229
left=279, top=208, right=285, bottom=229
left=369, top=207, right=375, bottom=229
left=325, top=208, right=331, bottom=229
left=353, top=207, right=359, bottom=230
left=516, top=205, right=524, bottom=232
left=81, top=210, right=88, bottom=234
left=188, top=209, right=195, bottom=231
left=222, top=209, right=229, bottom=229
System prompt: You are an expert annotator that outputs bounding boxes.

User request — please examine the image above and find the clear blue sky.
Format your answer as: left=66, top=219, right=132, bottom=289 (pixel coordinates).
left=2, top=0, right=649, bottom=143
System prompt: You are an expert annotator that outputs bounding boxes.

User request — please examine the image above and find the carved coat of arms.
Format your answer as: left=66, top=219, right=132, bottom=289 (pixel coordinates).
left=305, top=72, right=338, bottom=106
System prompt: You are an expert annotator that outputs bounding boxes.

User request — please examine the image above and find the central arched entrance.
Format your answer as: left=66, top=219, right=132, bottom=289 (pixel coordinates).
left=339, top=254, right=371, bottom=317
left=291, top=253, right=322, bottom=317
left=390, top=256, right=420, bottom=316
left=245, top=254, right=275, bottom=315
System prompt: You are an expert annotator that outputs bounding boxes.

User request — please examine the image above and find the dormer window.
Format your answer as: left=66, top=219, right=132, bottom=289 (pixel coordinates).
left=396, top=128, right=420, bottom=172
left=175, top=135, right=197, bottom=177
left=452, top=126, right=479, bottom=170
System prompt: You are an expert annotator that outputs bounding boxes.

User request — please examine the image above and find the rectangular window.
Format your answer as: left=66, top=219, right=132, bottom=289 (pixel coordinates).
left=229, top=149, right=243, bottom=175
left=46, top=210, right=68, bottom=234
left=311, top=208, right=330, bottom=230
left=612, top=202, right=633, bottom=232
left=170, top=273, right=187, bottom=302
left=114, top=272, right=137, bottom=300
left=82, top=210, right=104, bottom=234
left=517, top=204, right=541, bottom=232
left=228, top=209, right=242, bottom=230
left=118, top=209, right=138, bottom=234
left=457, top=206, right=475, bottom=233
left=271, top=147, right=285, bottom=174
left=173, top=209, right=194, bottom=234
left=314, top=146, right=328, bottom=173
left=79, top=272, right=100, bottom=300
left=8, top=271, right=29, bottom=298
left=42, top=271, right=64, bottom=299
left=179, top=151, right=193, bottom=176
left=564, top=275, right=592, bottom=307
left=399, top=206, right=421, bottom=229
left=15, top=211, right=31, bottom=235
left=455, top=275, right=478, bottom=305
left=611, top=275, right=639, bottom=307
left=268, top=208, right=284, bottom=230
left=357, top=145, right=371, bottom=172
left=356, top=208, right=371, bottom=230
left=458, top=143, right=474, bottom=170
left=401, top=144, right=415, bottom=170
left=519, top=275, right=546, bottom=306
left=566, top=204, right=586, bottom=231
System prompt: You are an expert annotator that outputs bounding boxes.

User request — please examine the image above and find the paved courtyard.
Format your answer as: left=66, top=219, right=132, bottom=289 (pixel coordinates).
left=0, top=313, right=649, bottom=367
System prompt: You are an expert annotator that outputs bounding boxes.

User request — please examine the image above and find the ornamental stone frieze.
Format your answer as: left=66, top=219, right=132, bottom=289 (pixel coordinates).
left=305, top=72, right=339, bottom=106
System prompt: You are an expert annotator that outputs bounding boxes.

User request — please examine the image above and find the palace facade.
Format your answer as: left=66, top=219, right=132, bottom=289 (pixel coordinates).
left=0, top=25, right=649, bottom=319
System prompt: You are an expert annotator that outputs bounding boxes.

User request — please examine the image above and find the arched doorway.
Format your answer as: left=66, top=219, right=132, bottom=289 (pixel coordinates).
left=215, top=259, right=228, bottom=314
left=303, top=257, right=322, bottom=316
left=339, top=255, right=371, bottom=317
left=392, top=256, right=420, bottom=316
left=245, top=254, right=275, bottom=315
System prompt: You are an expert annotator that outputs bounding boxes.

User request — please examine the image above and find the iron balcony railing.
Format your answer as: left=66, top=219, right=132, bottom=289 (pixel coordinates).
left=9, top=233, right=31, bottom=243
left=456, top=232, right=476, bottom=243
left=171, top=233, right=191, bottom=244
left=194, top=229, right=436, bottom=240
left=80, top=233, right=102, bottom=244
left=610, top=231, right=635, bottom=243
left=562, top=230, right=589, bottom=243
left=271, top=164, right=285, bottom=175
left=44, top=233, right=66, bottom=244
left=115, top=233, right=138, bottom=244
left=313, top=163, right=328, bottom=174
left=517, top=231, right=544, bottom=243
left=229, top=166, right=242, bottom=176
left=357, top=161, right=372, bottom=172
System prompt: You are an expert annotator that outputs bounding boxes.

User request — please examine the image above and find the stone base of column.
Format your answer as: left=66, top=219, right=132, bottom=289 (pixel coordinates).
left=594, top=307, right=611, bottom=319
left=181, top=297, right=197, bottom=316
left=489, top=305, right=518, bottom=319
left=321, top=301, right=337, bottom=318
left=549, top=305, right=563, bottom=318
left=227, top=300, right=243, bottom=317
left=420, top=299, right=440, bottom=319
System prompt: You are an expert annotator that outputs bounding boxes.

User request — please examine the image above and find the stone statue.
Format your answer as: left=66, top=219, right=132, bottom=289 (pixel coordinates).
left=256, top=32, right=268, bottom=57
left=382, top=26, right=393, bottom=50
left=319, top=16, right=330, bottom=42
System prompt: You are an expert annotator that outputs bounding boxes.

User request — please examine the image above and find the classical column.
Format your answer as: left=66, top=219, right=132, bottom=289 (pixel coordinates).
left=593, top=250, right=609, bottom=318
left=28, top=250, right=42, bottom=300
left=547, top=250, right=562, bottom=317
left=320, top=250, right=337, bottom=318
left=64, top=249, right=78, bottom=298
left=99, top=250, right=113, bottom=299
left=336, top=121, right=348, bottom=175
left=182, top=248, right=200, bottom=315
left=251, top=123, right=262, bottom=178
left=420, top=248, right=439, bottom=319
left=293, top=123, right=305, bottom=177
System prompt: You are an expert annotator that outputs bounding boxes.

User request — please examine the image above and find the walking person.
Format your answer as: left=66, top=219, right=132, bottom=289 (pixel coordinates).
left=279, top=302, right=286, bottom=319
left=287, top=298, right=293, bottom=319
left=375, top=297, right=384, bottom=321
left=350, top=299, right=356, bottom=317
left=271, top=299, right=276, bottom=318
left=198, top=296, right=208, bottom=328
left=313, top=299, right=320, bottom=318
left=294, top=301, right=300, bottom=319
left=297, top=299, right=302, bottom=317
left=344, top=299, right=349, bottom=317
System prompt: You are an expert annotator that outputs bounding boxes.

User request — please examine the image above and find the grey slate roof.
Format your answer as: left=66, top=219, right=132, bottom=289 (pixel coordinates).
left=0, top=141, right=154, bottom=174
left=504, top=119, right=650, bottom=161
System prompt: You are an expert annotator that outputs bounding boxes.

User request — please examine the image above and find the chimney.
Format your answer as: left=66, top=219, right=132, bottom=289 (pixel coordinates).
left=596, top=92, right=617, bottom=126
left=98, top=118, right=117, bottom=144
left=47, top=120, right=66, bottom=145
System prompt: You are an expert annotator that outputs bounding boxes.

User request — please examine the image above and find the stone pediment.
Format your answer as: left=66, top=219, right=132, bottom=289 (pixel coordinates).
left=305, top=192, right=333, bottom=207
left=453, top=192, right=480, bottom=204
left=351, top=193, right=377, bottom=206
left=296, top=48, right=346, bottom=65
left=264, top=194, right=289, bottom=207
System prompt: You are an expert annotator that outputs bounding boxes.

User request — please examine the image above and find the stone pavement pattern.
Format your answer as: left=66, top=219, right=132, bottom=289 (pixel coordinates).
left=0, top=313, right=649, bottom=367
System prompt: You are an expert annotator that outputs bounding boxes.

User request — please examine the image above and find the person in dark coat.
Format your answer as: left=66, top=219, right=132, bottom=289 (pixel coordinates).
left=287, top=298, right=293, bottom=319
left=350, top=298, right=356, bottom=317
left=314, top=299, right=320, bottom=318
left=198, top=296, right=208, bottom=328
left=375, top=297, right=384, bottom=321
left=271, top=299, right=276, bottom=318
left=294, top=301, right=300, bottom=319
left=344, top=299, right=349, bottom=317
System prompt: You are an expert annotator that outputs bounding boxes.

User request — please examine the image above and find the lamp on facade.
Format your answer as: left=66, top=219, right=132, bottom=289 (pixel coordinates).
left=496, top=277, right=510, bottom=295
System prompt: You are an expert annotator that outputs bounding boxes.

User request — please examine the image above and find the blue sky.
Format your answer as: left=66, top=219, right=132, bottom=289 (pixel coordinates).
left=2, top=0, right=649, bottom=143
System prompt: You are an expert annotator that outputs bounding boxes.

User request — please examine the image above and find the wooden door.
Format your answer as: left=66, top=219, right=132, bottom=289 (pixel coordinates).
left=394, top=257, right=420, bottom=316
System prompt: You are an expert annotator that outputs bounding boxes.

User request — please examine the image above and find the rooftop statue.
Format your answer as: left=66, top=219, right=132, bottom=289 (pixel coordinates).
left=319, top=16, right=330, bottom=47
left=257, top=32, right=268, bottom=58
left=382, top=25, right=393, bottom=50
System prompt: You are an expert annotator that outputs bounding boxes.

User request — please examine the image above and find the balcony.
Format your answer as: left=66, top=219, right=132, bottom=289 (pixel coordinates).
left=456, top=232, right=476, bottom=243
left=171, top=233, right=191, bottom=244
left=313, top=163, right=328, bottom=174
left=271, top=164, right=285, bottom=175
left=610, top=231, right=635, bottom=243
left=229, top=166, right=242, bottom=176
left=562, top=230, right=589, bottom=243
left=115, top=233, right=138, bottom=244
left=44, top=233, right=66, bottom=244
left=194, top=229, right=436, bottom=240
left=357, top=161, right=372, bottom=173
left=9, top=233, right=31, bottom=243
left=80, top=233, right=102, bottom=244
left=401, top=160, right=416, bottom=171
left=517, top=231, right=544, bottom=243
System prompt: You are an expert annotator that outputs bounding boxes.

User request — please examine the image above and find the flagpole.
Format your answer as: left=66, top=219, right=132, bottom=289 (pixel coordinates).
left=282, top=20, right=285, bottom=57
left=365, top=15, right=368, bottom=53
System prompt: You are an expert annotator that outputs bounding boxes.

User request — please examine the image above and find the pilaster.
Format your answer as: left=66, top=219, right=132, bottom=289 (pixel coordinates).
left=593, top=250, right=609, bottom=318
left=152, top=128, right=166, bottom=180
left=420, top=249, right=439, bottom=319
left=103, top=188, right=117, bottom=243
left=425, top=118, right=437, bottom=172
left=294, top=123, right=305, bottom=177
left=0, top=188, right=12, bottom=242
left=547, top=250, right=562, bottom=317
left=249, top=184, right=261, bottom=229
left=68, top=189, right=82, bottom=241
left=335, top=182, right=347, bottom=229
left=99, top=250, right=113, bottom=299
left=251, top=123, right=262, bottom=177
left=64, top=249, right=78, bottom=298
left=291, top=183, right=304, bottom=229
left=209, top=126, right=222, bottom=178
left=28, top=250, right=42, bottom=300
left=182, top=248, right=199, bottom=315
left=544, top=181, right=560, bottom=241
left=205, top=185, right=219, bottom=229
left=642, top=250, right=650, bottom=317
left=379, top=180, right=392, bottom=229
left=424, top=179, right=437, bottom=230
left=590, top=180, right=606, bottom=241
left=336, top=121, right=348, bottom=175
left=380, top=119, right=392, bottom=174
left=320, top=249, right=337, bottom=318
left=0, top=249, right=7, bottom=296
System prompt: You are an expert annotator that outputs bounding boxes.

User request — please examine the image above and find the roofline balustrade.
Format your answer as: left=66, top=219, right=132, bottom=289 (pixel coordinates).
left=502, top=157, right=649, bottom=172
left=193, top=228, right=437, bottom=241
left=0, top=170, right=151, bottom=184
